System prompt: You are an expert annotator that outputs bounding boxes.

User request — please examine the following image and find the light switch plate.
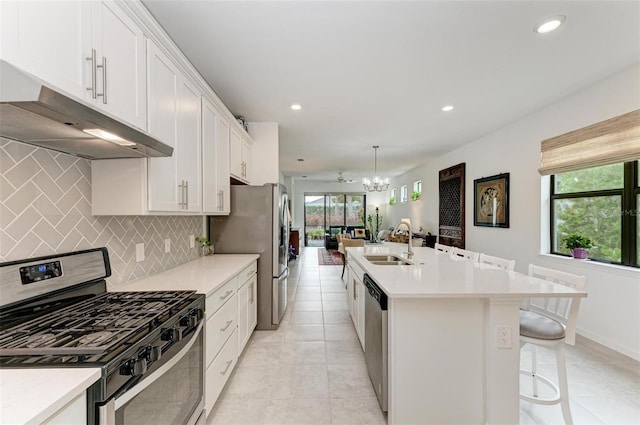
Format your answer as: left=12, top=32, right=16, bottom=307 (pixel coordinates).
left=164, top=238, right=171, bottom=254
left=135, top=243, right=145, bottom=263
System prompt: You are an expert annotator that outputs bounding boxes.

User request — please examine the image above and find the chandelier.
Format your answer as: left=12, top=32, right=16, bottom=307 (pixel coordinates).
left=362, top=145, right=389, bottom=192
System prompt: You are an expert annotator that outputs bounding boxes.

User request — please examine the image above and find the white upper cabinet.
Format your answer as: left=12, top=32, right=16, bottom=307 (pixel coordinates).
left=0, top=1, right=146, bottom=130
left=90, top=1, right=147, bottom=130
left=1, top=1, right=91, bottom=99
left=147, top=39, right=201, bottom=213
left=230, top=128, right=253, bottom=183
left=202, top=98, right=230, bottom=215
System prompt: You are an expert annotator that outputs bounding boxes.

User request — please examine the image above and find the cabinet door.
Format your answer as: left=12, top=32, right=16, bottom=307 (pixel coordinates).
left=241, top=136, right=252, bottom=183
left=147, top=40, right=179, bottom=212
left=229, top=128, right=243, bottom=180
left=216, top=115, right=231, bottom=213
left=248, top=275, right=258, bottom=332
left=92, top=1, right=146, bottom=130
left=356, top=279, right=366, bottom=349
left=202, top=99, right=230, bottom=214
left=178, top=77, right=202, bottom=213
left=237, top=281, right=249, bottom=351
left=0, top=1, right=91, bottom=99
left=347, top=267, right=357, bottom=326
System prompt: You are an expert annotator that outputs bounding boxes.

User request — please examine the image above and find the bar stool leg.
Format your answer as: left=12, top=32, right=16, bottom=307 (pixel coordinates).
left=531, top=345, right=539, bottom=398
left=341, top=254, right=346, bottom=278
left=556, top=344, right=574, bottom=425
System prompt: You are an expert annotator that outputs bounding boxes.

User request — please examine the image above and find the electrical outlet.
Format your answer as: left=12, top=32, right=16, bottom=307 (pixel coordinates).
left=496, top=326, right=512, bottom=349
left=189, top=235, right=195, bottom=249
left=135, top=243, right=145, bottom=263
left=164, top=238, right=171, bottom=254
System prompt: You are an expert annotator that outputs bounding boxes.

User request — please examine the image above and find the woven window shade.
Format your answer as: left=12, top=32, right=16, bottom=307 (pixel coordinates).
left=538, top=109, right=640, bottom=175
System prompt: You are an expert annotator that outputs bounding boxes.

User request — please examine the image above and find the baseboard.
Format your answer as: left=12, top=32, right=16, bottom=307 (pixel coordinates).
left=577, top=327, right=640, bottom=361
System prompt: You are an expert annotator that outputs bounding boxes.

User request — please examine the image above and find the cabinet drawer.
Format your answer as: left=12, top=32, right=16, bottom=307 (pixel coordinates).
left=238, top=261, right=257, bottom=286
left=206, top=277, right=237, bottom=317
left=206, top=329, right=238, bottom=415
left=206, top=292, right=237, bottom=367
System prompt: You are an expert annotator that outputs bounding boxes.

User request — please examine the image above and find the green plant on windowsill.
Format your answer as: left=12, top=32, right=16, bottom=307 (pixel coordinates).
left=389, top=196, right=396, bottom=206
left=564, top=234, right=592, bottom=260
left=196, top=237, right=213, bottom=256
left=411, top=191, right=422, bottom=201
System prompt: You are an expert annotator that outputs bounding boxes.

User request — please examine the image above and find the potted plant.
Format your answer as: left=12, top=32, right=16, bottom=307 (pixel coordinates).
left=196, top=237, right=213, bottom=256
left=411, top=191, right=421, bottom=201
left=389, top=196, right=396, bottom=206
left=564, top=234, right=592, bottom=259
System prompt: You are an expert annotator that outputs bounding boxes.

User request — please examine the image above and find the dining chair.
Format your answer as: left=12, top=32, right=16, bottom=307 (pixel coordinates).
left=341, top=238, right=365, bottom=278
left=434, top=243, right=452, bottom=254
left=451, top=247, right=480, bottom=262
left=478, top=253, right=516, bottom=271
left=520, top=264, right=586, bottom=425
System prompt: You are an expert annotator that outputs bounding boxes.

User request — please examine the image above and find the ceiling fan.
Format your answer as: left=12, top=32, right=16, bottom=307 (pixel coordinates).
left=337, top=172, right=356, bottom=184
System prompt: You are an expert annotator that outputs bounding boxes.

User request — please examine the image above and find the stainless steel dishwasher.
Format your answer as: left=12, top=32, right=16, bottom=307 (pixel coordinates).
left=363, top=273, right=388, bottom=412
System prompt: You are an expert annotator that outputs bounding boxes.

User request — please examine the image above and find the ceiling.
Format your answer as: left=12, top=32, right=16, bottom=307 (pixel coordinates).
left=142, top=1, right=640, bottom=183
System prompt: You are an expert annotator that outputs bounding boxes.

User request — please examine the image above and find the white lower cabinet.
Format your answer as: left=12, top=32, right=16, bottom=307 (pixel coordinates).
left=347, top=261, right=365, bottom=350
left=205, top=260, right=257, bottom=416
left=206, top=328, right=237, bottom=414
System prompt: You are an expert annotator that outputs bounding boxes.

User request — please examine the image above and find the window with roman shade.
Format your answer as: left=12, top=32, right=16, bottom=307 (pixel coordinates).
left=538, top=109, right=640, bottom=176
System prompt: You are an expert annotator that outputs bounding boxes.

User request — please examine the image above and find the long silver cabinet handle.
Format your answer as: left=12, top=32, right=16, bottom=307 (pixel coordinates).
left=219, top=290, right=233, bottom=300
left=86, top=49, right=97, bottom=98
left=219, top=320, right=233, bottom=332
left=218, top=190, right=224, bottom=210
left=220, top=360, right=233, bottom=376
left=178, top=181, right=184, bottom=208
left=185, top=180, right=189, bottom=209
left=97, top=56, right=107, bottom=104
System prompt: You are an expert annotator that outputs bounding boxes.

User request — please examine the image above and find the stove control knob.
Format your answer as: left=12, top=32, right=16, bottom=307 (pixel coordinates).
left=139, top=345, right=162, bottom=362
left=180, top=309, right=204, bottom=327
left=120, top=358, right=148, bottom=377
left=161, top=327, right=182, bottom=342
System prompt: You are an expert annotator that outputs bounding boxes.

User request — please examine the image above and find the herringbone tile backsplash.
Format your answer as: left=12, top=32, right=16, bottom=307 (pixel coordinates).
left=1, top=138, right=202, bottom=286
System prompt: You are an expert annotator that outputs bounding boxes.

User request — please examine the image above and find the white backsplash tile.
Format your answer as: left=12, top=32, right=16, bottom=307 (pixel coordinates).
left=0, top=138, right=201, bottom=285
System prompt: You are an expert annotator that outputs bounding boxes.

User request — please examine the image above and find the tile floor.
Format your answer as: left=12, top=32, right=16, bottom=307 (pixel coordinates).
left=208, top=247, right=639, bottom=425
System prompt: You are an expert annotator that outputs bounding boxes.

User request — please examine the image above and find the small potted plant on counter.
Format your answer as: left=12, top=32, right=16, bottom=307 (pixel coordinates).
left=564, top=234, right=592, bottom=260
left=196, top=237, right=213, bottom=256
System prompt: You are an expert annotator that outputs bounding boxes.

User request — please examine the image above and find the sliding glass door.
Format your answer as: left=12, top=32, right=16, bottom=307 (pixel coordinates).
left=304, top=193, right=366, bottom=247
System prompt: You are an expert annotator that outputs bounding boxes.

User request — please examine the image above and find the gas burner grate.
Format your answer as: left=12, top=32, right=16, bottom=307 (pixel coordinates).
left=0, top=290, right=195, bottom=357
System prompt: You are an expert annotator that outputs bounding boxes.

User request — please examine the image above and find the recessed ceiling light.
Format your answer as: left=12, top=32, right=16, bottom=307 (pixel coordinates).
left=535, top=15, right=566, bottom=34
left=297, top=158, right=304, bottom=162
left=302, top=176, right=307, bottom=178
left=290, top=104, right=302, bottom=110
left=442, top=105, right=454, bottom=112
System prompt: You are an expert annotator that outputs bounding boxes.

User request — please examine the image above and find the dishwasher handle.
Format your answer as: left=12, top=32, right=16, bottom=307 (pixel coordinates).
left=363, top=274, right=387, bottom=310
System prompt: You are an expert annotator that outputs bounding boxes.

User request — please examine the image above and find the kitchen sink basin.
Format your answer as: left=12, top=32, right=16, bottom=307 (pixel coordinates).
left=363, top=254, right=413, bottom=266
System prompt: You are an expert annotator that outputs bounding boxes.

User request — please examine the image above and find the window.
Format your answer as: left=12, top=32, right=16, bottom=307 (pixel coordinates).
left=390, top=189, right=397, bottom=205
left=550, top=161, right=638, bottom=267
left=400, top=185, right=408, bottom=203
left=303, top=193, right=366, bottom=246
left=413, top=180, right=422, bottom=193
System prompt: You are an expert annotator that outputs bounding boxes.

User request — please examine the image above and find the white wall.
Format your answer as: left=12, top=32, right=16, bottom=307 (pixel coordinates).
left=387, top=64, right=640, bottom=360
left=248, top=122, right=279, bottom=185
left=290, top=180, right=388, bottom=240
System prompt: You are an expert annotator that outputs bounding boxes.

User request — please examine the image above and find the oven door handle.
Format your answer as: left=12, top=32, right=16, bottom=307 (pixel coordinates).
left=99, top=321, right=203, bottom=419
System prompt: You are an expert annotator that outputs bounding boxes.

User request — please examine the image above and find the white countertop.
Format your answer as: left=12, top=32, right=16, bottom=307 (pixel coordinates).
left=110, top=254, right=259, bottom=296
left=348, top=243, right=587, bottom=299
left=0, top=367, right=101, bottom=424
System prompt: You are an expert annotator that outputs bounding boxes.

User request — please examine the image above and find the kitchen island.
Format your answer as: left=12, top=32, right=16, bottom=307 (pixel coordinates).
left=347, top=244, right=587, bottom=425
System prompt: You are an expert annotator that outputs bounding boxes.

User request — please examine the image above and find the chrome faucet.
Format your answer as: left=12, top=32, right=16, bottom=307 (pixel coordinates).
left=394, top=221, right=413, bottom=257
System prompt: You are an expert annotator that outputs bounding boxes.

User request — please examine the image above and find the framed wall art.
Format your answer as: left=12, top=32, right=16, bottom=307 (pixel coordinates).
left=473, top=173, right=509, bottom=228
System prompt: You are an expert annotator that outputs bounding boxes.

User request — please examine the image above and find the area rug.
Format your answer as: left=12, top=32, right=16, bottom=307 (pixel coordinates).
left=318, top=248, right=343, bottom=265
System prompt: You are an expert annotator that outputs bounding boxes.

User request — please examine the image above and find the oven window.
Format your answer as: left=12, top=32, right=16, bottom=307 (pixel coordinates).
left=116, top=331, right=203, bottom=425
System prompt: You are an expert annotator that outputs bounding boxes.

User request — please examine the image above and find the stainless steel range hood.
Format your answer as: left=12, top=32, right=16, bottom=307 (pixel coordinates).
left=0, top=60, right=173, bottom=159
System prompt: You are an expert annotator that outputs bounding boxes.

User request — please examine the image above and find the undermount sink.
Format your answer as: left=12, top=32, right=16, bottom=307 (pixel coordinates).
left=363, top=254, right=413, bottom=266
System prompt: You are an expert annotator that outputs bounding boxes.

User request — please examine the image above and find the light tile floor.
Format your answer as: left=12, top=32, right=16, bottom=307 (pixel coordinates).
left=208, top=247, right=639, bottom=425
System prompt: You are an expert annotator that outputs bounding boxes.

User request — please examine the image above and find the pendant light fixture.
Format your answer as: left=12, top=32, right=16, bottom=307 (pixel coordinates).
left=363, top=145, right=390, bottom=192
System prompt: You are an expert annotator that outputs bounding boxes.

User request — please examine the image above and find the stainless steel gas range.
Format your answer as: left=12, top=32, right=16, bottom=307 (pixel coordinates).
left=0, top=248, right=205, bottom=425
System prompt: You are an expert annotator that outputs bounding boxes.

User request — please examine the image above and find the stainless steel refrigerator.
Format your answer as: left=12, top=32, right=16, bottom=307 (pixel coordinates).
left=208, top=184, right=289, bottom=330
